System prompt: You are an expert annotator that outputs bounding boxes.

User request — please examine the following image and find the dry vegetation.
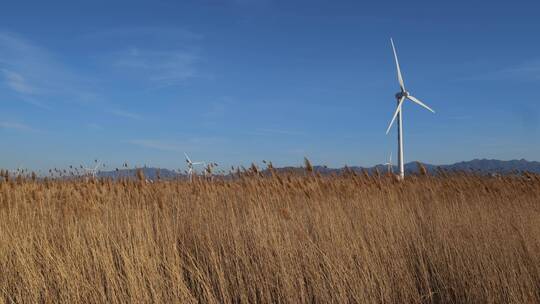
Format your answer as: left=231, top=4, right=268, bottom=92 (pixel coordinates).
left=1, top=168, right=539, bottom=303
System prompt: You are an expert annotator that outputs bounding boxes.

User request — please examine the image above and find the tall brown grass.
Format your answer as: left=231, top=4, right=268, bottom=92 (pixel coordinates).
left=0, top=172, right=539, bottom=303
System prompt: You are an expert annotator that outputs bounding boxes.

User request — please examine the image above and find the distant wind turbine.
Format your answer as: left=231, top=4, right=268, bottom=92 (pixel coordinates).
left=384, top=152, right=394, bottom=174
left=386, top=38, right=435, bottom=180
left=84, top=160, right=102, bottom=179
left=184, top=153, right=204, bottom=182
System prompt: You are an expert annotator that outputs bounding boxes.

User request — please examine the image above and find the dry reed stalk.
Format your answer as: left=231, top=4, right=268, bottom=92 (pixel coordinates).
left=0, top=173, right=539, bottom=303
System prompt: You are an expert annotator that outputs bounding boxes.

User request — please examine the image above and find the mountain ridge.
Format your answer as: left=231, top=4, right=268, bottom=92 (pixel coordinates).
left=96, top=159, right=540, bottom=179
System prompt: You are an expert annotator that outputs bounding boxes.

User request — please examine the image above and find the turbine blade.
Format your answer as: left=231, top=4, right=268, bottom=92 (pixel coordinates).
left=184, top=152, right=192, bottom=163
left=386, top=97, right=405, bottom=134
left=407, top=95, right=435, bottom=113
left=192, top=162, right=204, bottom=165
left=390, top=38, right=405, bottom=91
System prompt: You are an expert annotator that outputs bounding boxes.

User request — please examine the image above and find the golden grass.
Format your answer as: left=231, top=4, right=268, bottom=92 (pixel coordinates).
left=1, top=172, right=539, bottom=303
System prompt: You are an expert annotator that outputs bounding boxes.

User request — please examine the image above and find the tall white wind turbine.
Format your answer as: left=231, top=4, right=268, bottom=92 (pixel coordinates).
left=184, top=152, right=204, bottom=182
left=386, top=38, right=435, bottom=180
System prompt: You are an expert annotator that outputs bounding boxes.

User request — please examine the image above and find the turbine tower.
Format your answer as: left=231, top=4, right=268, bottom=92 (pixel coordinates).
left=386, top=38, right=435, bottom=180
left=384, top=152, right=393, bottom=174
left=184, top=152, right=204, bottom=182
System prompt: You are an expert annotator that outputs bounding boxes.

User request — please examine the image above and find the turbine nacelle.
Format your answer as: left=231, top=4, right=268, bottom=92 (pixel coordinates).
left=395, top=91, right=410, bottom=99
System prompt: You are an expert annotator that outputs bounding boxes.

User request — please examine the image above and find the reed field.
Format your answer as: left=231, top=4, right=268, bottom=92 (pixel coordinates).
left=0, top=167, right=539, bottom=303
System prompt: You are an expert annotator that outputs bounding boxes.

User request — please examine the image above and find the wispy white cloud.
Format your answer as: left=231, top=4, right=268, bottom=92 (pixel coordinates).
left=86, top=123, right=103, bottom=131
left=0, top=31, right=99, bottom=107
left=107, top=108, right=143, bottom=120
left=127, top=136, right=227, bottom=153
left=0, top=121, right=38, bottom=132
left=126, top=139, right=186, bottom=153
left=247, top=128, right=306, bottom=137
left=258, top=128, right=305, bottom=136
left=83, top=27, right=203, bottom=44
left=203, top=101, right=227, bottom=118
left=200, top=101, right=228, bottom=126
left=83, top=26, right=205, bottom=88
left=1, top=69, right=35, bottom=94
left=448, top=115, right=472, bottom=121
left=113, top=47, right=200, bottom=87
left=466, top=59, right=540, bottom=82
left=500, top=60, right=540, bottom=80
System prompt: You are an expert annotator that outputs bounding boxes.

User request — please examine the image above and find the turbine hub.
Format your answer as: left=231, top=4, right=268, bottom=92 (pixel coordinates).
left=395, top=91, right=409, bottom=99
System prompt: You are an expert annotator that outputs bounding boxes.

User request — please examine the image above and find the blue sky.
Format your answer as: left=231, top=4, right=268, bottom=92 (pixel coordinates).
left=1, top=0, right=539, bottom=171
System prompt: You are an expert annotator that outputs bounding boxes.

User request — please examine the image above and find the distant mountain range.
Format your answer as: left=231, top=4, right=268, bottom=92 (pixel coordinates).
left=97, top=159, right=540, bottom=180
left=373, top=158, right=540, bottom=174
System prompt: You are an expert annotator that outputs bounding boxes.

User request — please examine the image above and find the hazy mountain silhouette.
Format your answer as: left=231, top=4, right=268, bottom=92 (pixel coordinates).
left=98, top=167, right=182, bottom=180
left=96, top=159, right=540, bottom=180
left=366, top=159, right=540, bottom=174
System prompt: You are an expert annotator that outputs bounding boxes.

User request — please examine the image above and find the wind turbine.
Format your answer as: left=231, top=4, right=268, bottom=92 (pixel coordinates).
left=184, top=152, right=204, bottom=182
left=386, top=38, right=435, bottom=180
left=384, top=152, right=394, bottom=174
left=84, top=160, right=101, bottom=179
